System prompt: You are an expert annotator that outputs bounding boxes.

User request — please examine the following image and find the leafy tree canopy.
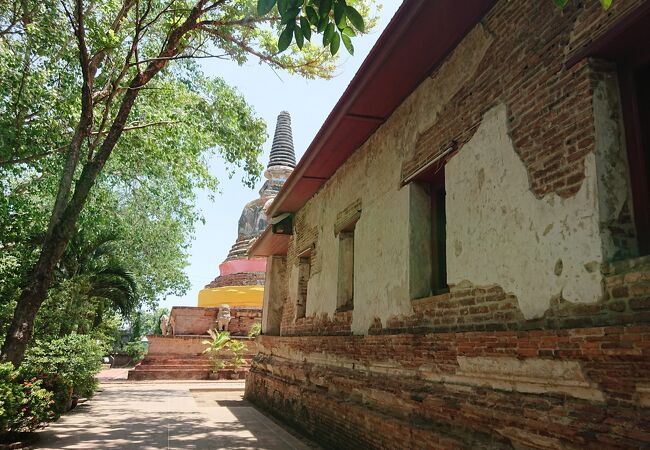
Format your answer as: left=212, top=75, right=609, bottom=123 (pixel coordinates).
left=0, top=0, right=378, bottom=364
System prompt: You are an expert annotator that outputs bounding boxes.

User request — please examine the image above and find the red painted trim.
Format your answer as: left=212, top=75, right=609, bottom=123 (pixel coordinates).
left=249, top=227, right=290, bottom=257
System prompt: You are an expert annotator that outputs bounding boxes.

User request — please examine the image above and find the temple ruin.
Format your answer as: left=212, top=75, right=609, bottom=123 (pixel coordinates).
left=128, top=111, right=295, bottom=380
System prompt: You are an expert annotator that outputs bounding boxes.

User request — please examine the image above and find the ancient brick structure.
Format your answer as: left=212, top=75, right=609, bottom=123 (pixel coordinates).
left=128, top=112, right=295, bottom=381
left=247, top=1, right=650, bottom=448
left=199, top=111, right=296, bottom=308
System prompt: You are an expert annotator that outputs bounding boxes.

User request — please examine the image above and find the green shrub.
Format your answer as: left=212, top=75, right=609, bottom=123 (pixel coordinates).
left=123, top=341, right=147, bottom=364
left=22, top=334, right=104, bottom=399
left=18, top=371, right=72, bottom=418
left=0, top=363, right=54, bottom=434
left=227, top=339, right=247, bottom=368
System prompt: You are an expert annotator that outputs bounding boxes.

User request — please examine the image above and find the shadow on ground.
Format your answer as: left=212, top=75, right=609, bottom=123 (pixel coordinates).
left=34, top=383, right=312, bottom=450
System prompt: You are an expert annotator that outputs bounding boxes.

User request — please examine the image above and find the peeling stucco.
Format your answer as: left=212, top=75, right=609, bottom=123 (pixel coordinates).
left=446, top=104, right=605, bottom=319
left=282, top=23, right=495, bottom=335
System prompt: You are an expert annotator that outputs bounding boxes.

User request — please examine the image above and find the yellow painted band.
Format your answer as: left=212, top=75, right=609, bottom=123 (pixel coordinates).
left=197, top=285, right=264, bottom=307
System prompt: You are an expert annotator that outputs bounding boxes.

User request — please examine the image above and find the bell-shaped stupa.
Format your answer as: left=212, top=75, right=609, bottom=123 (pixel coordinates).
left=198, top=111, right=295, bottom=307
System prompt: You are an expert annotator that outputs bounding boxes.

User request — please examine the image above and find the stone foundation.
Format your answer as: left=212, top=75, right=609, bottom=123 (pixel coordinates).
left=246, top=326, right=650, bottom=449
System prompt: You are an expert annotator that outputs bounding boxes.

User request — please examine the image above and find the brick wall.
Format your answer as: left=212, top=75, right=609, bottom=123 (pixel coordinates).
left=169, top=306, right=261, bottom=336
left=229, top=307, right=262, bottom=336
left=247, top=325, right=650, bottom=449
left=169, top=307, right=219, bottom=335
left=404, top=0, right=642, bottom=199
left=247, top=1, right=650, bottom=448
left=380, top=256, right=650, bottom=334
left=205, top=271, right=265, bottom=288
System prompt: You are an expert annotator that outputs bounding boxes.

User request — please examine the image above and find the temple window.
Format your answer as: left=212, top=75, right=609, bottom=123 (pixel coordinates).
left=296, top=248, right=312, bottom=319
left=408, top=165, right=448, bottom=299
left=336, top=226, right=356, bottom=311
left=620, top=60, right=650, bottom=255
left=569, top=7, right=650, bottom=256
left=429, top=168, right=448, bottom=293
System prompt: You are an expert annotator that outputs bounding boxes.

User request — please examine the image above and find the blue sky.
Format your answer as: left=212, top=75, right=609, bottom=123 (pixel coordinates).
left=161, top=1, right=403, bottom=310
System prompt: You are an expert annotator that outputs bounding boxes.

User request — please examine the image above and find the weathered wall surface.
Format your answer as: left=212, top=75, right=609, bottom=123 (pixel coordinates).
left=446, top=104, right=604, bottom=319
left=169, top=306, right=261, bottom=336
left=277, top=23, right=496, bottom=336
left=169, top=307, right=219, bottom=335
left=247, top=323, right=650, bottom=449
left=252, top=1, right=650, bottom=448
left=269, top=0, right=642, bottom=336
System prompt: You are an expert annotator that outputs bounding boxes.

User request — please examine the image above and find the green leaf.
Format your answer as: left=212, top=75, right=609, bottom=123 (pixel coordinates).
left=330, top=31, right=340, bottom=55
left=278, top=24, right=293, bottom=51
left=323, top=22, right=335, bottom=46
left=295, top=26, right=304, bottom=49
left=341, top=33, right=353, bottom=55
left=306, top=6, right=319, bottom=25
left=278, top=0, right=289, bottom=14
left=317, top=16, right=328, bottom=32
left=257, top=0, right=277, bottom=16
left=319, top=0, right=333, bottom=17
left=346, top=5, right=364, bottom=32
left=600, top=0, right=612, bottom=9
left=553, top=0, right=569, bottom=7
left=281, top=7, right=300, bottom=24
left=341, top=26, right=356, bottom=37
left=300, top=16, right=312, bottom=41
left=334, top=1, right=346, bottom=27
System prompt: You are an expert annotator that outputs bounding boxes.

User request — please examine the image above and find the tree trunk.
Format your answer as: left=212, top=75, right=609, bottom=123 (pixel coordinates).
left=0, top=0, right=206, bottom=366
left=1, top=228, right=71, bottom=365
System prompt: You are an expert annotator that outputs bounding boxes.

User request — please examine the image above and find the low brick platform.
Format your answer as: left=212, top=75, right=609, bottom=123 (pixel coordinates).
left=128, top=336, right=259, bottom=381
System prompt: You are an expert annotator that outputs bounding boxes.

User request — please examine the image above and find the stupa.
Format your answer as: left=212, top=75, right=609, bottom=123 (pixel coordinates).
left=198, top=110, right=296, bottom=309
left=128, top=111, right=295, bottom=380
left=198, top=111, right=296, bottom=308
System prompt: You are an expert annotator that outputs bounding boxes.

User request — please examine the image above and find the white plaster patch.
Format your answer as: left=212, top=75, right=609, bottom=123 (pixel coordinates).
left=446, top=104, right=604, bottom=318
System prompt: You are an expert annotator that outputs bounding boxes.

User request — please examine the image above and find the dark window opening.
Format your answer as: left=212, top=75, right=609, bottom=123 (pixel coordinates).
left=408, top=163, right=448, bottom=300
left=336, top=227, right=355, bottom=312
left=429, top=167, right=448, bottom=294
left=296, top=250, right=311, bottom=319
left=620, top=60, right=650, bottom=255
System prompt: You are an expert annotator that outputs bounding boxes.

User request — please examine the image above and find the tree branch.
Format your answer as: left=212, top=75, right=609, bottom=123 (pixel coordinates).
left=46, top=0, right=95, bottom=239
left=92, top=120, right=181, bottom=135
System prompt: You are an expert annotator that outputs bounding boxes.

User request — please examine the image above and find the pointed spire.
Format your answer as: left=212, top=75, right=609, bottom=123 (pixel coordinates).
left=268, top=111, right=296, bottom=169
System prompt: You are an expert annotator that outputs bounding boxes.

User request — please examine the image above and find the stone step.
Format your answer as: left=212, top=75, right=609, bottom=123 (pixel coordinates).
left=139, top=357, right=254, bottom=365
left=139, top=358, right=210, bottom=364
left=127, top=367, right=250, bottom=380
left=134, top=362, right=251, bottom=369
left=131, top=365, right=212, bottom=371
left=127, top=368, right=210, bottom=381
left=138, top=359, right=253, bottom=367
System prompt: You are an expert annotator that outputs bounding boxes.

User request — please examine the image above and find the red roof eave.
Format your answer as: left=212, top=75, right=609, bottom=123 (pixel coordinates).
left=266, top=0, right=497, bottom=218
left=249, top=227, right=290, bottom=257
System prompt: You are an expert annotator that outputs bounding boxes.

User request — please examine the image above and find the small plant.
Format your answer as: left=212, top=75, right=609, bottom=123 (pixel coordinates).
left=248, top=322, right=262, bottom=338
left=202, top=329, right=231, bottom=372
left=227, top=339, right=247, bottom=369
